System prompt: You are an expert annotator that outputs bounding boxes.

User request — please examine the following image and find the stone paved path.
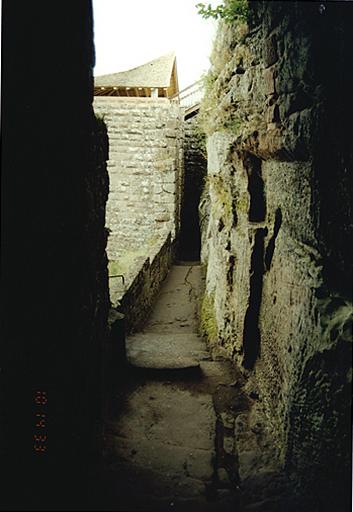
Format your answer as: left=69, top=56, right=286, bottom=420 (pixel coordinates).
left=102, top=264, right=246, bottom=511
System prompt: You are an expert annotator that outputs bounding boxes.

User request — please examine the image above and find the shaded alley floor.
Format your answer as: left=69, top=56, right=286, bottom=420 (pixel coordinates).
left=102, top=264, right=249, bottom=511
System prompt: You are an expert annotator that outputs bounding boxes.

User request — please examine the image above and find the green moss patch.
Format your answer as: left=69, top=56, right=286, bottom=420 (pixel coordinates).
left=108, top=237, right=162, bottom=279
left=201, top=292, right=218, bottom=342
left=108, top=247, right=148, bottom=278
left=208, top=175, right=233, bottom=228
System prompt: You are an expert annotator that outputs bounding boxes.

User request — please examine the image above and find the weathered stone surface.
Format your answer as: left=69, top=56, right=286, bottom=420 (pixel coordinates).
left=263, top=67, right=276, bottom=95
left=94, top=97, right=184, bottom=261
left=263, top=34, right=278, bottom=68
left=142, top=264, right=204, bottom=334
left=126, top=333, right=206, bottom=369
left=200, top=2, right=352, bottom=509
left=206, top=132, right=233, bottom=175
left=118, top=233, right=173, bottom=334
left=103, top=262, right=243, bottom=511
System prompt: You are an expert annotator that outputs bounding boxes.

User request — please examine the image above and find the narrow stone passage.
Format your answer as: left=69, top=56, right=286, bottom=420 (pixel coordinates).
left=102, top=264, right=246, bottom=511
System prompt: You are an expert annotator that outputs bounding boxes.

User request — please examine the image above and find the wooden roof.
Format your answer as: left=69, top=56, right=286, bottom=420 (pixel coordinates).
left=94, top=52, right=178, bottom=91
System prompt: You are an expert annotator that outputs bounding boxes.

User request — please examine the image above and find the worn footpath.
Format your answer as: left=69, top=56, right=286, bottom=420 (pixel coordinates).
left=102, top=264, right=251, bottom=511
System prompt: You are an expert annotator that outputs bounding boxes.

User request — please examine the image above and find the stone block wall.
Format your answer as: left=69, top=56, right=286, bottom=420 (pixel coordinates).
left=119, top=233, right=174, bottom=334
left=199, top=2, right=352, bottom=509
left=93, top=97, right=183, bottom=260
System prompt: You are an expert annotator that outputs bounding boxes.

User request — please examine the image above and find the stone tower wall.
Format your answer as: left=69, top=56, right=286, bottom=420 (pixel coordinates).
left=94, top=97, right=183, bottom=261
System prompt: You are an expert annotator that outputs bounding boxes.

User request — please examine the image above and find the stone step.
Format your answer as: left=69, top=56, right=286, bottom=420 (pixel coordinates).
left=126, top=332, right=210, bottom=370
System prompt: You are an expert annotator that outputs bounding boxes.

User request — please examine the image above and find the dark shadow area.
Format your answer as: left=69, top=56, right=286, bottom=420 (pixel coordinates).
left=242, top=229, right=266, bottom=370
left=127, top=364, right=203, bottom=381
left=264, top=207, right=282, bottom=271
left=226, top=255, right=236, bottom=291
left=243, top=153, right=266, bottom=223
left=1, top=1, right=109, bottom=509
left=178, top=114, right=207, bottom=261
left=286, top=339, right=352, bottom=512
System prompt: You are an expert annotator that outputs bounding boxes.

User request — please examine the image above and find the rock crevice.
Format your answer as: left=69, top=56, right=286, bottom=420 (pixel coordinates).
left=199, top=2, right=352, bottom=509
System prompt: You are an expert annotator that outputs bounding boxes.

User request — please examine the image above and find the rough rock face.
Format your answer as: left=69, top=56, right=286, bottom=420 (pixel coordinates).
left=200, top=1, right=352, bottom=508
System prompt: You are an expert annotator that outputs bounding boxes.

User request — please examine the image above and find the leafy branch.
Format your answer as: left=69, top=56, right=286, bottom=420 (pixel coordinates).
left=196, top=0, right=249, bottom=23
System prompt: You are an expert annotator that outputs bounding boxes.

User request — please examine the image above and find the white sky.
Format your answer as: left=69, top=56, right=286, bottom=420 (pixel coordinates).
left=92, top=0, right=220, bottom=90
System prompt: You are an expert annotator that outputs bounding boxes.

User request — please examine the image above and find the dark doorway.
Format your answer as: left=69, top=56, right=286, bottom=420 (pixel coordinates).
left=178, top=113, right=207, bottom=261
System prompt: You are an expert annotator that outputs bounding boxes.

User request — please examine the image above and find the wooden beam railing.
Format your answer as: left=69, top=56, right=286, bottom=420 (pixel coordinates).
left=170, top=79, right=204, bottom=111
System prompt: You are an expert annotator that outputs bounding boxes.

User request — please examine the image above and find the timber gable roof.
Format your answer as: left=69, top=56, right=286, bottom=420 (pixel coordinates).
left=94, top=52, right=179, bottom=97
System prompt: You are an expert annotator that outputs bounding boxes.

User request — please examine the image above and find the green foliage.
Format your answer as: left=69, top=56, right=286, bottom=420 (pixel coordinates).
left=196, top=0, right=249, bottom=23
left=196, top=1, right=252, bottom=137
